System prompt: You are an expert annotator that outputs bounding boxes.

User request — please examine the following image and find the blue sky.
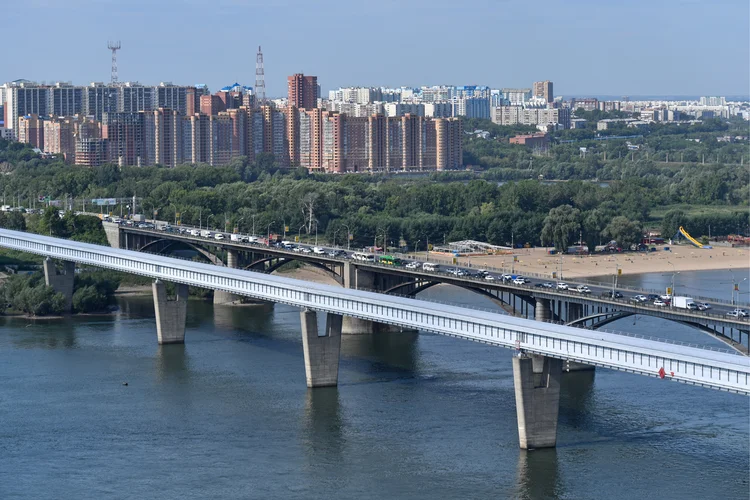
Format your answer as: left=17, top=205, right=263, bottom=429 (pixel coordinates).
left=4, top=0, right=749, bottom=97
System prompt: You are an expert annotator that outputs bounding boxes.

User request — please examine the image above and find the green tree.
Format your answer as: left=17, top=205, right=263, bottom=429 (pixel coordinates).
left=602, top=216, right=643, bottom=248
left=541, top=205, right=581, bottom=251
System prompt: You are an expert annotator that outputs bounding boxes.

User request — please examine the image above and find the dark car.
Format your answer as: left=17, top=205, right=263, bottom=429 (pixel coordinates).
left=602, top=290, right=623, bottom=299
left=646, top=294, right=659, bottom=301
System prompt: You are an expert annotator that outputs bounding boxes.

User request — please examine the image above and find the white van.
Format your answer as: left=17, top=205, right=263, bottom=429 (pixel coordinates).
left=214, top=233, right=225, bottom=241
left=189, top=229, right=200, bottom=237
left=422, top=262, right=439, bottom=272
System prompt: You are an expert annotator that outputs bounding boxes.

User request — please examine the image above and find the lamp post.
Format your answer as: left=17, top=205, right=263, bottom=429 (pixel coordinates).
left=298, top=224, right=305, bottom=244
left=665, top=261, right=678, bottom=307
left=206, top=214, right=215, bottom=231
left=341, top=223, right=351, bottom=251
left=315, top=221, right=319, bottom=246
left=252, top=214, right=257, bottom=237
left=612, top=256, right=619, bottom=298
left=415, top=240, right=421, bottom=258
left=266, top=221, right=275, bottom=246
left=198, top=207, right=202, bottom=230
left=235, top=217, right=245, bottom=234
left=333, top=228, right=340, bottom=248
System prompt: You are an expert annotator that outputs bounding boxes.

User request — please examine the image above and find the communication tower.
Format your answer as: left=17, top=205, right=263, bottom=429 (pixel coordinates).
left=108, top=41, right=121, bottom=84
left=255, top=46, right=266, bottom=107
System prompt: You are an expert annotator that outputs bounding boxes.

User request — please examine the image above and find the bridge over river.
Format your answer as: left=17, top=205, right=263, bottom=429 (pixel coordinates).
left=2, top=228, right=748, bottom=450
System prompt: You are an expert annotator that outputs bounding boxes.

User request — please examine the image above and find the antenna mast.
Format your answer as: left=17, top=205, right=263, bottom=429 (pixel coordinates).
left=107, top=41, right=121, bottom=84
left=255, top=45, right=266, bottom=107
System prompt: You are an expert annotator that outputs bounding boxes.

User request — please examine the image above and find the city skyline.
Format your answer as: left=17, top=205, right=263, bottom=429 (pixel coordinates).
left=3, top=0, right=748, bottom=96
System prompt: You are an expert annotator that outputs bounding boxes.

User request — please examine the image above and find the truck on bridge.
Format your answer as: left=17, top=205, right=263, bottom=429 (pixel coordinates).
left=673, top=296, right=696, bottom=310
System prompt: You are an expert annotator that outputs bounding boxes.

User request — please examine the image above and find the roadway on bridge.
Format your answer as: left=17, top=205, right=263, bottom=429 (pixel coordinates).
left=119, top=222, right=749, bottom=323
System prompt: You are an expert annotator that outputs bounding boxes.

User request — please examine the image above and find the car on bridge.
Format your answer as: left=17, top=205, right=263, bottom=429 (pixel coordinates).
left=513, top=277, right=528, bottom=285
left=484, top=274, right=496, bottom=281
left=575, top=285, right=592, bottom=294
left=556, top=282, right=568, bottom=290
left=697, top=302, right=711, bottom=311
left=727, top=309, right=748, bottom=318
left=405, top=261, right=420, bottom=270
left=653, top=299, right=667, bottom=306
left=601, top=290, right=623, bottom=298
left=631, top=294, right=648, bottom=302
left=502, top=274, right=513, bottom=282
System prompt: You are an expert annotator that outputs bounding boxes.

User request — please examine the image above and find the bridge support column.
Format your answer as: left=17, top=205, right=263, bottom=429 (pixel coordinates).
left=534, top=298, right=552, bottom=322
left=300, top=309, right=342, bottom=388
left=214, top=249, right=240, bottom=305
left=341, top=262, right=408, bottom=334
left=43, top=257, right=75, bottom=312
left=568, top=303, right=584, bottom=323
left=513, top=354, right=562, bottom=449
left=153, top=280, right=188, bottom=344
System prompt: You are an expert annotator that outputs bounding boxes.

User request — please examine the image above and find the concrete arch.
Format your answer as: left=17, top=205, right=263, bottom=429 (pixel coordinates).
left=139, top=239, right=224, bottom=266
left=244, top=256, right=343, bottom=284
left=384, top=279, right=528, bottom=316
left=567, top=311, right=634, bottom=329
left=570, top=311, right=748, bottom=356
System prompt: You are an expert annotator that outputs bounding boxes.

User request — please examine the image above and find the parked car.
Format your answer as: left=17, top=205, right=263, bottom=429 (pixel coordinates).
left=557, top=282, right=569, bottom=290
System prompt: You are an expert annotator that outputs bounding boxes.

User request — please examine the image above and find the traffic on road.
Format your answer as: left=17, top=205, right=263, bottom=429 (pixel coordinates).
left=116, top=219, right=749, bottom=322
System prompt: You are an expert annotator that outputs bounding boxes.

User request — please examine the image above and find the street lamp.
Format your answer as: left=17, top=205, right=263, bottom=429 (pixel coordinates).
left=252, top=214, right=257, bottom=237
left=333, top=228, right=340, bottom=248
left=612, top=256, right=619, bottom=298
left=341, top=223, right=351, bottom=251
left=415, top=240, right=421, bottom=257
left=298, top=224, right=306, bottom=244
left=266, top=221, right=275, bottom=245
left=664, top=261, right=678, bottom=307
left=235, top=216, right=245, bottom=234
left=206, top=214, right=215, bottom=231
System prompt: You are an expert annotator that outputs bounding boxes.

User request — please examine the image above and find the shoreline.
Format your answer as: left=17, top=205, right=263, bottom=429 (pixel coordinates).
left=409, top=245, right=749, bottom=279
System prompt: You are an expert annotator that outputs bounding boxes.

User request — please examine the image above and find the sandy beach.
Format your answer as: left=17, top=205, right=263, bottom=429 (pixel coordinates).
left=410, top=244, right=750, bottom=279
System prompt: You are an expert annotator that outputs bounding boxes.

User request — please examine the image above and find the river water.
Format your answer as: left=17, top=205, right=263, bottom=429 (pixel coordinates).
left=0, top=270, right=747, bottom=499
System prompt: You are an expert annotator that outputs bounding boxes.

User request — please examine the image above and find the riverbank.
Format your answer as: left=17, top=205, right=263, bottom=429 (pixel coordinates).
left=414, top=245, right=749, bottom=279
left=276, top=266, right=340, bottom=285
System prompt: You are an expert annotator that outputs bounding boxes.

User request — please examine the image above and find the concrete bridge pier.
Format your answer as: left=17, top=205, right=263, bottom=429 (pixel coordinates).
left=214, top=249, right=240, bottom=305
left=513, top=354, right=562, bottom=449
left=534, top=298, right=552, bottom=323
left=300, top=309, right=343, bottom=388
left=153, top=280, right=189, bottom=344
left=43, top=257, right=75, bottom=312
left=567, top=302, right=584, bottom=323
left=341, top=262, right=415, bottom=334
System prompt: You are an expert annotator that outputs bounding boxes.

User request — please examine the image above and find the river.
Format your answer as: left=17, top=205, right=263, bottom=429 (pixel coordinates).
left=0, top=270, right=747, bottom=499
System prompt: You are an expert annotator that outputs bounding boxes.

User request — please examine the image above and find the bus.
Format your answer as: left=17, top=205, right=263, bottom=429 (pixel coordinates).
left=352, top=252, right=375, bottom=262
left=377, top=255, right=402, bottom=266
